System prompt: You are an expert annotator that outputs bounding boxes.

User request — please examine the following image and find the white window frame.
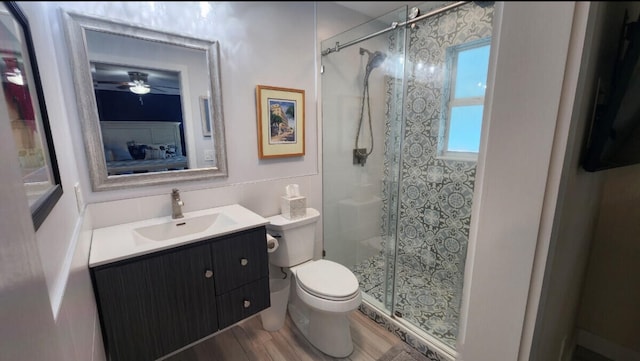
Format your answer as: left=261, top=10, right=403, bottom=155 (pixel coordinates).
left=438, top=37, right=491, bottom=161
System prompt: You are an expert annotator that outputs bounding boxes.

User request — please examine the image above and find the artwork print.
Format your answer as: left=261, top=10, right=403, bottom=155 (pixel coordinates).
left=268, top=98, right=297, bottom=144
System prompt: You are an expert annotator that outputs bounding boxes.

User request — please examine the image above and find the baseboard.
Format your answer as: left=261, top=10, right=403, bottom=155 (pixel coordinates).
left=576, top=329, right=640, bottom=361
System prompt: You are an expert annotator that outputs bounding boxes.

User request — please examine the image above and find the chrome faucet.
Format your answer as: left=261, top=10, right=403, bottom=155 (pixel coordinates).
left=171, top=188, right=184, bottom=219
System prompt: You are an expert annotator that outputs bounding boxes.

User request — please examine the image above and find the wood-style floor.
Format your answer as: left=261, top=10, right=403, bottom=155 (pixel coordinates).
left=165, top=310, right=404, bottom=361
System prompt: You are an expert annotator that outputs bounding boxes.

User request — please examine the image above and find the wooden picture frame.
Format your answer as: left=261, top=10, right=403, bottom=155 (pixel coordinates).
left=256, top=85, right=305, bottom=159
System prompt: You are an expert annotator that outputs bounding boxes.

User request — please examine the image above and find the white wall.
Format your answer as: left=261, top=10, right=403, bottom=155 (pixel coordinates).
left=5, top=3, right=104, bottom=361
left=458, top=2, right=587, bottom=360
left=526, top=2, right=611, bottom=360
left=17, top=1, right=84, bottom=316
left=0, top=37, right=65, bottom=361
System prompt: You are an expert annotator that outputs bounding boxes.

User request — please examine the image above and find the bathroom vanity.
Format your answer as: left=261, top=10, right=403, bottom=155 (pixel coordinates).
left=89, top=205, right=271, bottom=361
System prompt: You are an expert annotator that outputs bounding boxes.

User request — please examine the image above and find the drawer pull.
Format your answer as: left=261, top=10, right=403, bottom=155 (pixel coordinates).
left=204, top=270, right=213, bottom=278
left=243, top=299, right=251, bottom=308
left=240, top=258, right=248, bottom=266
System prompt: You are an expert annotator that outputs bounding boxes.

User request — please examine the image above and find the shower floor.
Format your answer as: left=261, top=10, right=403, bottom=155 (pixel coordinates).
left=352, top=254, right=460, bottom=348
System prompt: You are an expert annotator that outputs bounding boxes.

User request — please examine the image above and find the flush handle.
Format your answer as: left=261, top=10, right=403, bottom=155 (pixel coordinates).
left=204, top=270, right=213, bottom=279
left=243, top=299, right=251, bottom=308
left=240, top=258, right=248, bottom=266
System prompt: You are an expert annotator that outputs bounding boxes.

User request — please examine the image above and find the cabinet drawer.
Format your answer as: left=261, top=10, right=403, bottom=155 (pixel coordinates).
left=211, top=227, right=268, bottom=294
left=216, top=277, right=270, bottom=329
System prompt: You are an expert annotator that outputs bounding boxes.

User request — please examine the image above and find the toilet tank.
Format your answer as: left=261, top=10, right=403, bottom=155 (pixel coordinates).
left=266, top=208, right=320, bottom=267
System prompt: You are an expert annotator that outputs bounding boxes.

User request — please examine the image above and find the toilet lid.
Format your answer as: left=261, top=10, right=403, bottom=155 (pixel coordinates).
left=296, top=260, right=359, bottom=300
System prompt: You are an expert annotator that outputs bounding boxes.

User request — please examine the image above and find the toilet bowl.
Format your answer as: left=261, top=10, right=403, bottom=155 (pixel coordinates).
left=292, top=259, right=361, bottom=310
left=288, top=259, right=361, bottom=357
left=265, top=208, right=362, bottom=358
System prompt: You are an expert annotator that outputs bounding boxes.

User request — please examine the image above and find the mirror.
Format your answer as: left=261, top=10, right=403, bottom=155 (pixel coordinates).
left=1, top=2, right=63, bottom=230
left=61, top=10, right=227, bottom=191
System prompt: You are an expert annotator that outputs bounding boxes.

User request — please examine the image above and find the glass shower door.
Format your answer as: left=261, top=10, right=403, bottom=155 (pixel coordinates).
left=320, top=6, right=407, bottom=313
left=320, top=0, right=495, bottom=352
left=389, top=1, right=494, bottom=349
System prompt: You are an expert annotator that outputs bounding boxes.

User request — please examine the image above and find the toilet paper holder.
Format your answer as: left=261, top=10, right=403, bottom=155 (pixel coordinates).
left=266, top=233, right=279, bottom=252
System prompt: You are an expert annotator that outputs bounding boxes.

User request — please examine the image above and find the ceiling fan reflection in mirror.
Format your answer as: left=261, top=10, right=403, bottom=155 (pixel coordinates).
left=122, top=71, right=150, bottom=94
left=91, top=62, right=181, bottom=95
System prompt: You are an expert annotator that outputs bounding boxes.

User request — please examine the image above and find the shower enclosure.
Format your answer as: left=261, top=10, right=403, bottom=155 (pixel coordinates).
left=321, top=1, right=494, bottom=354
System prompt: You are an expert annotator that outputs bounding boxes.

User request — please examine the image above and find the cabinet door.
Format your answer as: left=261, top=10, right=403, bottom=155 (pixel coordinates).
left=210, top=227, right=269, bottom=294
left=93, top=243, right=217, bottom=361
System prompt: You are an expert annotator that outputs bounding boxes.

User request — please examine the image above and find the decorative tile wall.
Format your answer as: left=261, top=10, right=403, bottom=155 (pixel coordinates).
left=394, top=0, right=493, bottom=310
left=357, top=1, right=495, bottom=351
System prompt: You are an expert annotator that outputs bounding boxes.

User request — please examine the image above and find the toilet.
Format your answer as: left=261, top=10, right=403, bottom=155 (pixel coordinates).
left=266, top=208, right=362, bottom=358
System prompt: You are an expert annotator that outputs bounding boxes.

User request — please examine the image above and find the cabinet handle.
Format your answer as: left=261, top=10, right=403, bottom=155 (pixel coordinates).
left=204, top=270, right=213, bottom=278
left=243, top=299, right=251, bottom=308
left=240, top=258, right=248, bottom=266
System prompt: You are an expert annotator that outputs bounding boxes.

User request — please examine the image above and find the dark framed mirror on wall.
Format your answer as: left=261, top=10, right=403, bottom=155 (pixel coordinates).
left=1, top=2, right=62, bottom=230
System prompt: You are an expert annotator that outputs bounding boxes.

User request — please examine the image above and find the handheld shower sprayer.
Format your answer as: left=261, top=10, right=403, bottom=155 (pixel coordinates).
left=354, top=47, right=387, bottom=166
left=360, top=48, right=387, bottom=75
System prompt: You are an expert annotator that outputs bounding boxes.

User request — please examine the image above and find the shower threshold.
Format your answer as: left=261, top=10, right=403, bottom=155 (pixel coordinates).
left=358, top=297, right=458, bottom=361
left=353, top=254, right=461, bottom=349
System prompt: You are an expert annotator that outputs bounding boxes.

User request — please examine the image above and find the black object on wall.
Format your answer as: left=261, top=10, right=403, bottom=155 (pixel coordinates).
left=5, top=2, right=63, bottom=230
left=583, top=12, right=640, bottom=172
left=95, top=90, right=186, bottom=154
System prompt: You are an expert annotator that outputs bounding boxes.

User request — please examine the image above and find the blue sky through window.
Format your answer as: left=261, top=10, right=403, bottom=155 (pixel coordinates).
left=448, top=105, right=483, bottom=152
left=454, top=45, right=490, bottom=99
left=444, top=41, right=490, bottom=156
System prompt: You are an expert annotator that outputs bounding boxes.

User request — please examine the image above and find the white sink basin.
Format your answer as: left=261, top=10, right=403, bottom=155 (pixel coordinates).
left=89, top=204, right=270, bottom=268
left=133, top=213, right=236, bottom=243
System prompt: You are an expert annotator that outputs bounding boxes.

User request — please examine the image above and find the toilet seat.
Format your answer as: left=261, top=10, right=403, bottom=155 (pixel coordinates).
left=294, top=259, right=360, bottom=301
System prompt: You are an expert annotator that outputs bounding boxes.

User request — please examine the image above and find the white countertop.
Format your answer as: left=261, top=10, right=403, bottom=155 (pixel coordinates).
left=89, top=204, right=270, bottom=268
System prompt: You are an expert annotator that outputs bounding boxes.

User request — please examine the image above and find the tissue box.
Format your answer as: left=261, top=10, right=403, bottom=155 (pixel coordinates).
left=281, top=196, right=307, bottom=220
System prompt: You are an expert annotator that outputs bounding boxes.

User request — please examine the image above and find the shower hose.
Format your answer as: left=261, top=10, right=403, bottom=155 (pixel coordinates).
left=355, top=68, right=374, bottom=165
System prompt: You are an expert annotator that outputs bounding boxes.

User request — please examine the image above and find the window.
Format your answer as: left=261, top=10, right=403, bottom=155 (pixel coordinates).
left=440, top=38, right=491, bottom=160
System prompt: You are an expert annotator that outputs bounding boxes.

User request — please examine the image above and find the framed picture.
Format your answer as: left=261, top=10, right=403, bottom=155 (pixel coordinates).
left=256, top=85, right=305, bottom=158
left=200, top=96, right=212, bottom=137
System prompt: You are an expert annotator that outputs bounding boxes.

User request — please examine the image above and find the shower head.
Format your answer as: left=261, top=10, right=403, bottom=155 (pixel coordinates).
left=367, top=50, right=387, bottom=71
left=360, top=47, right=387, bottom=73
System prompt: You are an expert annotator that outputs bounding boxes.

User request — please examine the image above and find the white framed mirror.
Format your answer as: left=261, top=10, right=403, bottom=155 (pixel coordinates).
left=61, top=10, right=227, bottom=191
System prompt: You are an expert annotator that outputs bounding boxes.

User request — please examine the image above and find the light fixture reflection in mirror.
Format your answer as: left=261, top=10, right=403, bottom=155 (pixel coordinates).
left=129, top=83, right=150, bottom=95
left=61, top=10, right=228, bottom=191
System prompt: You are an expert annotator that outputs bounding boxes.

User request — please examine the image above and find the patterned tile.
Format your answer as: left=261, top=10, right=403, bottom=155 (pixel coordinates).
left=353, top=253, right=460, bottom=348
left=355, top=0, right=494, bottom=353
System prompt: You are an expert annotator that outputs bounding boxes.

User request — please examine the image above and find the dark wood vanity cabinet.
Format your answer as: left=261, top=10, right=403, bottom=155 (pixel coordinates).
left=91, top=226, right=270, bottom=361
